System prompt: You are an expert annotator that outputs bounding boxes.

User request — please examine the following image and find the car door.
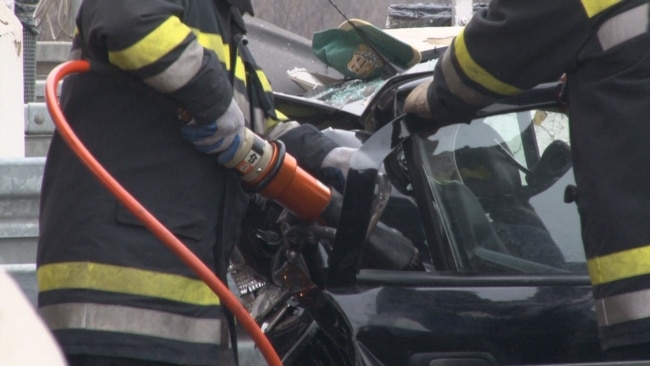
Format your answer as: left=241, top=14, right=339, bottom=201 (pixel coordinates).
left=328, top=85, right=606, bottom=365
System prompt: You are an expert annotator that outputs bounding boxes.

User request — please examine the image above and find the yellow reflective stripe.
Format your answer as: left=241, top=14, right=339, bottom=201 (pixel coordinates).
left=440, top=49, right=496, bottom=106
left=581, top=0, right=622, bottom=18
left=453, top=30, right=521, bottom=97
left=109, top=16, right=191, bottom=71
left=144, top=40, right=204, bottom=93
left=40, top=303, right=222, bottom=344
left=588, top=245, right=650, bottom=285
left=264, top=118, right=280, bottom=131
left=234, top=57, right=247, bottom=84
left=256, top=70, right=272, bottom=92
left=190, top=28, right=247, bottom=85
left=191, top=28, right=228, bottom=66
left=38, top=262, right=220, bottom=306
left=274, top=110, right=288, bottom=122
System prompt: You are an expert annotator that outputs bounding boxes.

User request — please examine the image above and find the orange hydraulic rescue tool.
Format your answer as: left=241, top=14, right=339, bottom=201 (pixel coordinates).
left=46, top=60, right=339, bottom=366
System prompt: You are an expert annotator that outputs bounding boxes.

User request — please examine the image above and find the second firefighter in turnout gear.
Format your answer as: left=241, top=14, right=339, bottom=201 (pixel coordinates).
left=404, top=0, right=650, bottom=360
left=36, top=1, right=353, bottom=365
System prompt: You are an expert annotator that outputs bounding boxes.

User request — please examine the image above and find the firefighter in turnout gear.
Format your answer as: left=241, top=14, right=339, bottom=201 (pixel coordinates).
left=36, top=1, right=354, bottom=365
left=404, top=0, right=650, bottom=360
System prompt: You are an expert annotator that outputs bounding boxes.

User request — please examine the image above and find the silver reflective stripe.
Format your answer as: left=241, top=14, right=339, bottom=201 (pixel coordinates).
left=440, top=49, right=496, bottom=106
left=40, top=303, right=222, bottom=344
left=596, top=288, right=650, bottom=326
left=144, top=40, right=204, bottom=93
left=597, top=3, right=649, bottom=51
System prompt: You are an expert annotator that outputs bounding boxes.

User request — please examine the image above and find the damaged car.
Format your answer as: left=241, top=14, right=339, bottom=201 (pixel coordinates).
left=226, top=22, right=626, bottom=364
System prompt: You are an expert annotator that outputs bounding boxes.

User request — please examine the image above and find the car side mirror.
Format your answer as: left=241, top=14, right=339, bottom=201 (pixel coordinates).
left=525, top=140, right=572, bottom=196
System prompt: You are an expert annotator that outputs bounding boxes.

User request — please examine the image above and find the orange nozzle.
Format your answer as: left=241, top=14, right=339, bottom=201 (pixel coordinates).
left=246, top=142, right=332, bottom=223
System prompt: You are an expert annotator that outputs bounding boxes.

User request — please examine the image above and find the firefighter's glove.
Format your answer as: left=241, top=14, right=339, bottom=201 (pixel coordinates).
left=403, top=78, right=434, bottom=120
left=319, top=146, right=356, bottom=192
left=403, top=78, right=445, bottom=136
left=180, top=98, right=245, bottom=164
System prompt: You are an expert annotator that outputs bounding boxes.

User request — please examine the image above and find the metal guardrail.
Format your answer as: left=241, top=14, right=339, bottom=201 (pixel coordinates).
left=24, top=102, right=55, bottom=136
left=24, top=41, right=69, bottom=157
left=24, top=102, right=56, bottom=157
left=0, top=157, right=44, bottom=265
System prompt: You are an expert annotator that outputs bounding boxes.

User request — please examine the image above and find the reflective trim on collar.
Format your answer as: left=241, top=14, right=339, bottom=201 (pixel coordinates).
left=40, top=303, right=222, bottom=344
left=598, top=3, right=649, bottom=51
left=596, top=288, right=650, bottom=326
left=441, top=48, right=496, bottom=106
left=587, top=245, right=650, bottom=285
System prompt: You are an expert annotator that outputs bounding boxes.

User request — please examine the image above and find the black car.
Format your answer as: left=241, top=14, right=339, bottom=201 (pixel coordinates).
left=14, top=18, right=645, bottom=366
left=233, top=32, right=650, bottom=363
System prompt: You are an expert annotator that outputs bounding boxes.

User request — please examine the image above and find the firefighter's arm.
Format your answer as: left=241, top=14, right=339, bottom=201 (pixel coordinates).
left=405, top=0, right=593, bottom=125
left=80, top=0, right=249, bottom=166
left=82, top=0, right=353, bottom=189
left=80, top=0, right=233, bottom=125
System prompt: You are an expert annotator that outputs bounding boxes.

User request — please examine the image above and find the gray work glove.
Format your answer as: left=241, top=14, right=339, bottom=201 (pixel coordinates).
left=180, top=98, right=246, bottom=164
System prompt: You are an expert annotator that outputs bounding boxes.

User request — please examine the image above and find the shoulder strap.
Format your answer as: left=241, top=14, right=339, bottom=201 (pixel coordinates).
left=235, top=37, right=279, bottom=121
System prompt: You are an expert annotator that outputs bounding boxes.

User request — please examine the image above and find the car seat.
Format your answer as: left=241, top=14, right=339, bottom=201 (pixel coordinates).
left=453, top=122, right=547, bottom=230
left=445, top=122, right=566, bottom=269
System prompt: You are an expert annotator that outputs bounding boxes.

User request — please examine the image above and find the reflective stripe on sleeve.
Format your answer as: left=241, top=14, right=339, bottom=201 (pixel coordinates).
left=440, top=49, right=496, bottom=106
left=452, top=30, right=522, bottom=98
left=587, top=245, right=650, bottom=285
left=597, top=3, right=648, bottom=51
left=191, top=28, right=247, bottom=85
left=144, top=40, right=204, bottom=93
left=37, top=262, right=220, bottom=306
left=40, top=303, right=222, bottom=344
left=596, top=288, right=650, bottom=326
left=108, top=16, right=191, bottom=71
left=581, top=0, right=622, bottom=18
left=191, top=28, right=228, bottom=67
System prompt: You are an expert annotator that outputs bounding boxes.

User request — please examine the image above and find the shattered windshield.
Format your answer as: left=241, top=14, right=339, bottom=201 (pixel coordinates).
left=296, top=60, right=439, bottom=112
left=418, top=110, right=586, bottom=274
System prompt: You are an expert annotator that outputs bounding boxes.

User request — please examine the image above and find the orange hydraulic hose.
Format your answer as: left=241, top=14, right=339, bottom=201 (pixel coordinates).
left=45, top=60, right=283, bottom=366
